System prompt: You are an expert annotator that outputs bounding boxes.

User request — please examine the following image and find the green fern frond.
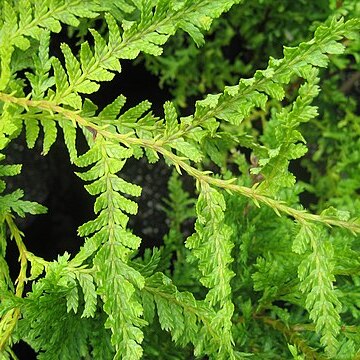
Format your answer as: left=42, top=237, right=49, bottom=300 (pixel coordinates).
left=185, top=181, right=236, bottom=357
left=113, top=17, right=360, bottom=191
left=25, top=31, right=54, bottom=100
left=189, top=16, right=360, bottom=133
left=294, top=224, right=341, bottom=357
left=144, top=272, right=200, bottom=344
left=75, top=133, right=146, bottom=358
left=17, top=285, right=94, bottom=359
left=251, top=68, right=320, bottom=194
left=76, top=136, right=140, bottom=246
left=48, top=1, right=241, bottom=108
left=94, top=243, right=146, bottom=359
left=76, top=272, right=97, bottom=318
left=186, top=182, right=235, bottom=306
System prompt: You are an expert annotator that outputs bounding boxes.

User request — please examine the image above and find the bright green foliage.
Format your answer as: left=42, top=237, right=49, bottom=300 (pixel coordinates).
left=294, top=224, right=341, bottom=356
left=76, top=135, right=145, bottom=359
left=251, top=68, right=320, bottom=195
left=186, top=183, right=234, bottom=306
left=0, top=1, right=360, bottom=359
left=186, top=182, right=236, bottom=358
left=143, top=272, right=243, bottom=359
left=0, top=0, right=102, bottom=91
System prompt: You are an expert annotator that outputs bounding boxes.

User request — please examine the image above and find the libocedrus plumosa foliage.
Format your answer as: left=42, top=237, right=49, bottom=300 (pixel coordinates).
left=0, top=1, right=359, bottom=359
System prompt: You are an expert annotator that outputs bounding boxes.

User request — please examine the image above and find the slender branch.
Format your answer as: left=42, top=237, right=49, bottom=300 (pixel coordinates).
left=0, top=215, right=29, bottom=350
left=1, top=92, right=360, bottom=235
left=144, top=285, right=218, bottom=341
left=291, top=323, right=360, bottom=335
left=255, top=315, right=325, bottom=360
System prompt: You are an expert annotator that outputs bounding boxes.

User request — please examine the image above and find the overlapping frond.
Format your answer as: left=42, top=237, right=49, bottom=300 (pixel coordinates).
left=192, top=16, right=359, bottom=127
left=184, top=17, right=360, bottom=193
left=293, top=224, right=341, bottom=356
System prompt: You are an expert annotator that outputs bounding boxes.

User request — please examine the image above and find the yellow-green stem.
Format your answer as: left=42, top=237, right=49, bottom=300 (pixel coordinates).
left=0, top=92, right=360, bottom=235
left=0, top=215, right=28, bottom=350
